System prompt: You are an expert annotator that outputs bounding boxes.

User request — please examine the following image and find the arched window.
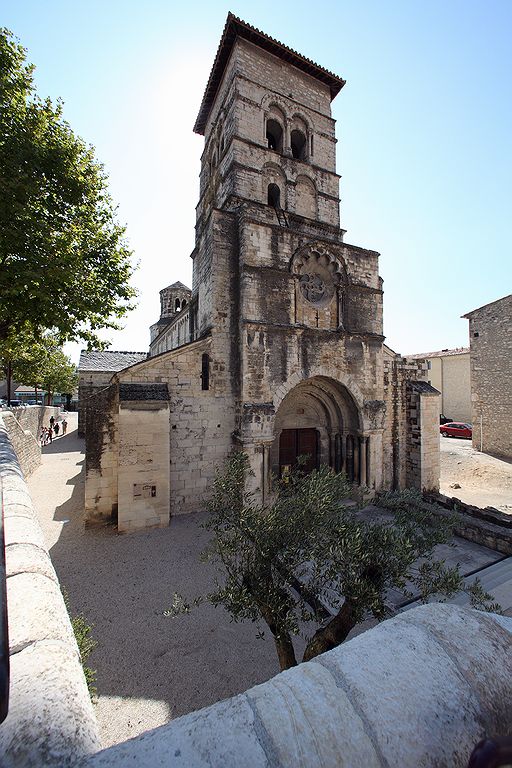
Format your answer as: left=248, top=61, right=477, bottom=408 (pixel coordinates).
left=201, top=353, right=210, bottom=391
left=291, top=129, right=307, bottom=160
left=175, top=298, right=181, bottom=311
left=182, top=299, right=187, bottom=309
left=267, top=183, right=281, bottom=208
left=266, top=119, right=283, bottom=152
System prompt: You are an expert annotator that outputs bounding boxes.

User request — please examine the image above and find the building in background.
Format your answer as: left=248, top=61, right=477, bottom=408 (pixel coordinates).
left=463, top=295, right=512, bottom=460
left=407, top=348, right=470, bottom=423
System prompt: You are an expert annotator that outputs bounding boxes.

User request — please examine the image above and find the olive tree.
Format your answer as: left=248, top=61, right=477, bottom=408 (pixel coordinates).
left=167, top=454, right=499, bottom=671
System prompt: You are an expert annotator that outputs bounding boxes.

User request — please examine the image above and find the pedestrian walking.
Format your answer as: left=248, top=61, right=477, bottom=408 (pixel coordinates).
left=54, top=422, right=60, bottom=437
left=49, top=415, right=55, bottom=428
left=62, top=418, right=68, bottom=435
left=47, top=425, right=52, bottom=443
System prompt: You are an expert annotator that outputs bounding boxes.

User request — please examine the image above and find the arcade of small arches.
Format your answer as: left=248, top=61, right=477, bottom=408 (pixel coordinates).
left=264, top=102, right=312, bottom=162
left=265, top=376, right=372, bottom=488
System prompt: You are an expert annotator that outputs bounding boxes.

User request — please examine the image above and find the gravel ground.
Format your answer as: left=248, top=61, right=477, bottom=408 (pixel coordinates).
left=27, top=413, right=287, bottom=748
left=439, top=435, right=512, bottom=512
left=26, top=416, right=511, bottom=748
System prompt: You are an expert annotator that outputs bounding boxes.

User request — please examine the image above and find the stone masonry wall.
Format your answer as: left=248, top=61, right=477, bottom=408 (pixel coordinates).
left=85, top=385, right=119, bottom=525
left=198, top=38, right=340, bottom=235
left=419, top=390, right=441, bottom=492
left=116, top=336, right=236, bottom=518
left=78, top=372, right=115, bottom=437
left=117, top=396, right=170, bottom=533
left=1, top=406, right=60, bottom=477
left=405, top=384, right=440, bottom=492
left=383, top=353, right=433, bottom=491
left=466, top=295, right=512, bottom=460
left=0, top=421, right=100, bottom=766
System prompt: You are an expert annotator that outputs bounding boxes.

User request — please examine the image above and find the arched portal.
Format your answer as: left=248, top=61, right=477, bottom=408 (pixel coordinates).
left=270, top=376, right=368, bottom=486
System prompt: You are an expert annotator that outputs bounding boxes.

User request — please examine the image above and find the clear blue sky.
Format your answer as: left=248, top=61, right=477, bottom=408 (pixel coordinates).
left=4, top=1, right=511, bottom=361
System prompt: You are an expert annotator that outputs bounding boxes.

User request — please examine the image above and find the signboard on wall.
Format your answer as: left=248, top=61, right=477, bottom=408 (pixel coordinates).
left=133, top=483, right=157, bottom=499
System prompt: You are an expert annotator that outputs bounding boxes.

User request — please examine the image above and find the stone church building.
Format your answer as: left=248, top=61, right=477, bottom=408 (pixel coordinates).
left=84, top=14, right=439, bottom=532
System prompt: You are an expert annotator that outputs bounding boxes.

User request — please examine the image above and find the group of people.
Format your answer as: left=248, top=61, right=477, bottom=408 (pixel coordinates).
left=39, top=415, right=68, bottom=446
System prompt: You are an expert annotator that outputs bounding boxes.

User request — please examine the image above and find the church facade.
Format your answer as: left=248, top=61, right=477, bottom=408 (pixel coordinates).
left=84, top=15, right=439, bottom=532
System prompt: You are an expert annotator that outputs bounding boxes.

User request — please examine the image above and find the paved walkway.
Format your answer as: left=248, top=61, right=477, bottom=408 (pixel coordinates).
left=27, top=413, right=282, bottom=748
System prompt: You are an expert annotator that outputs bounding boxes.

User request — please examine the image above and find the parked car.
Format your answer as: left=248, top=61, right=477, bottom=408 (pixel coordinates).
left=440, top=422, right=472, bottom=439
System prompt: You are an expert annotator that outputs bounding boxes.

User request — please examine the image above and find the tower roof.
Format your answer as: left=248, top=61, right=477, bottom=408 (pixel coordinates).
left=193, top=13, right=346, bottom=135
left=160, top=281, right=191, bottom=294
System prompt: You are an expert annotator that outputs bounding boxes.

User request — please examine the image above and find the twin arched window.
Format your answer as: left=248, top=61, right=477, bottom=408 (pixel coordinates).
left=266, top=117, right=309, bottom=162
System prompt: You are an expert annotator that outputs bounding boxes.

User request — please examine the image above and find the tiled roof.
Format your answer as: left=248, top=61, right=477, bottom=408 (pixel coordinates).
left=194, top=13, right=345, bottom=135
left=409, top=381, right=440, bottom=395
left=78, top=350, right=147, bottom=372
left=407, top=348, right=469, bottom=360
left=161, top=281, right=191, bottom=293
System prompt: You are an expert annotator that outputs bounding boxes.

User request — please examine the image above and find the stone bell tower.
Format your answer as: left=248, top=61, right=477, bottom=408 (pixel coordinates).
left=84, top=14, right=439, bottom=533
left=192, top=14, right=387, bottom=497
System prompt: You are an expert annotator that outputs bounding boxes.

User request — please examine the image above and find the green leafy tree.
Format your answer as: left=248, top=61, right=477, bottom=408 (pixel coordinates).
left=167, top=454, right=499, bottom=671
left=38, top=347, right=78, bottom=404
left=0, top=326, right=76, bottom=403
left=0, top=29, right=136, bottom=347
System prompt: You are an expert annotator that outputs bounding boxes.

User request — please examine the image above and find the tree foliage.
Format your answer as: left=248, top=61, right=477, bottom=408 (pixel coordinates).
left=0, top=29, right=136, bottom=347
left=1, top=325, right=77, bottom=402
left=167, top=454, right=500, bottom=671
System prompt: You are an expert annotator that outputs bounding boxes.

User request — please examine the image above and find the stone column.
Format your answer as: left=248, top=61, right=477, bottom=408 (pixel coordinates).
left=261, top=441, right=273, bottom=503
left=359, top=436, right=368, bottom=487
left=329, top=433, right=336, bottom=469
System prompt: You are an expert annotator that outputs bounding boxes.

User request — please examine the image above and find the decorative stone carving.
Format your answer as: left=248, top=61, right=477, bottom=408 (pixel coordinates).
left=291, top=243, right=346, bottom=309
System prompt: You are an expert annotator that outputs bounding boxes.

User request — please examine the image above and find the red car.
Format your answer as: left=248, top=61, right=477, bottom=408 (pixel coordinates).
left=440, top=422, right=472, bottom=439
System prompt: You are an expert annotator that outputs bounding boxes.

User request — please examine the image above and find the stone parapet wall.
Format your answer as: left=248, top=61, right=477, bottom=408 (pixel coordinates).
left=1, top=406, right=60, bottom=477
left=0, top=421, right=100, bottom=767
left=428, top=492, right=512, bottom=555
left=81, top=604, right=512, bottom=768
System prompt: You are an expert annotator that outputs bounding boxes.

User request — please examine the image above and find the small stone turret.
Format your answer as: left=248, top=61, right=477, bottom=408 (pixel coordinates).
left=150, top=281, right=192, bottom=342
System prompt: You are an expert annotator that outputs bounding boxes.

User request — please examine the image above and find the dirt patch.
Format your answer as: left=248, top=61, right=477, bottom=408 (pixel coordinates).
left=440, top=436, right=512, bottom=512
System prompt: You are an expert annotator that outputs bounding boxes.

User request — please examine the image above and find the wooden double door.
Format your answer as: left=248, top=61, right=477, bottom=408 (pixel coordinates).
left=279, top=428, right=319, bottom=476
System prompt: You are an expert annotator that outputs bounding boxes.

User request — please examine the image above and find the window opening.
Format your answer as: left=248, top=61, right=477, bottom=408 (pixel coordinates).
left=182, top=299, right=187, bottom=309
left=267, top=183, right=281, bottom=208
left=310, top=135, right=314, bottom=156
left=291, top=130, right=307, bottom=160
left=201, top=353, right=210, bottom=391
left=266, top=119, right=283, bottom=152
left=175, top=298, right=181, bottom=312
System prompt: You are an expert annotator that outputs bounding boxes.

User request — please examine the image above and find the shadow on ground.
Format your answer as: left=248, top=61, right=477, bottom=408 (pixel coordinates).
left=47, top=426, right=284, bottom=743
